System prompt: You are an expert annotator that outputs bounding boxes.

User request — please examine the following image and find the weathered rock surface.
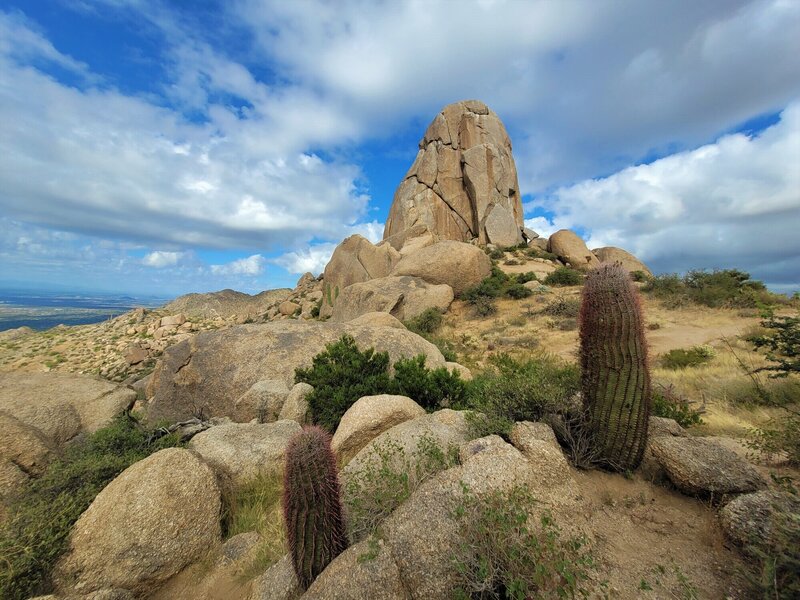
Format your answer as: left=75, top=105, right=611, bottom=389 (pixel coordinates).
left=320, top=235, right=401, bottom=317
left=232, top=379, right=290, bottom=423
left=329, top=276, right=453, bottom=323
left=593, top=246, right=652, bottom=276
left=248, top=554, right=300, bottom=600
left=279, top=301, right=300, bottom=316
left=383, top=223, right=437, bottom=256
left=55, top=448, right=221, bottom=596
left=278, top=382, right=314, bottom=424
left=145, top=321, right=446, bottom=424
left=347, top=312, right=406, bottom=329
left=445, top=361, right=472, bottom=381
left=649, top=436, right=767, bottom=497
left=383, top=100, right=524, bottom=248
left=548, top=229, right=600, bottom=271
left=188, top=420, right=301, bottom=486
left=508, top=421, right=572, bottom=486
left=719, top=490, right=800, bottom=551
left=332, top=395, right=426, bottom=463
left=391, top=240, right=492, bottom=297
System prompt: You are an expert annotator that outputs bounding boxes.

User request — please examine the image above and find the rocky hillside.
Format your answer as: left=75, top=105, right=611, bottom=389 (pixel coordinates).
left=1, top=100, right=797, bottom=600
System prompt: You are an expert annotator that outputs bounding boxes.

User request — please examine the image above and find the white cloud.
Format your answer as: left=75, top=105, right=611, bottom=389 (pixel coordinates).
left=272, top=243, right=336, bottom=275
left=536, top=101, right=800, bottom=287
left=142, top=251, right=185, bottom=268
left=210, top=254, right=265, bottom=276
left=523, top=217, right=559, bottom=240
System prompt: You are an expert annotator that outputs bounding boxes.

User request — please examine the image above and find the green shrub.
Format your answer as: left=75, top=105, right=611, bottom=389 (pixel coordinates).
left=404, top=308, right=444, bottom=336
left=660, top=345, right=716, bottom=369
left=644, top=269, right=778, bottom=309
left=296, top=336, right=468, bottom=431
left=473, top=295, right=497, bottom=316
left=515, top=271, right=537, bottom=284
left=393, top=355, right=467, bottom=411
left=451, top=484, right=596, bottom=599
left=630, top=270, right=650, bottom=282
left=462, top=267, right=510, bottom=302
left=525, top=247, right=559, bottom=261
left=541, top=296, right=581, bottom=318
left=462, top=354, right=579, bottom=438
left=506, top=283, right=532, bottom=300
left=751, top=311, right=800, bottom=378
left=651, top=384, right=704, bottom=428
left=295, top=335, right=393, bottom=432
left=0, top=414, right=183, bottom=600
left=747, top=414, right=800, bottom=466
left=543, top=267, right=584, bottom=287
left=487, top=248, right=505, bottom=260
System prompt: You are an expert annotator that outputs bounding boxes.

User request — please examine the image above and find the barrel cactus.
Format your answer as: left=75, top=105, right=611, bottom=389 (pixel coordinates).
left=579, top=262, right=651, bottom=471
left=283, top=426, right=348, bottom=589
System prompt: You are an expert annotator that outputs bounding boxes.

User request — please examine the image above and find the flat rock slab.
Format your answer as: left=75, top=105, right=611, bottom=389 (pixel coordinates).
left=649, top=436, right=766, bottom=497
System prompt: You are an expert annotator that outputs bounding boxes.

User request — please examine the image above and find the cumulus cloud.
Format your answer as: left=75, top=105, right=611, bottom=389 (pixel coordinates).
left=534, top=101, right=800, bottom=288
left=272, top=243, right=336, bottom=276
left=210, top=254, right=265, bottom=276
left=142, top=251, right=185, bottom=268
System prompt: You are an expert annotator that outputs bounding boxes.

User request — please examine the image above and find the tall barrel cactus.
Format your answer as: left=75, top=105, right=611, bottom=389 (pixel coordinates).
left=283, top=426, right=348, bottom=590
left=579, top=262, right=651, bottom=471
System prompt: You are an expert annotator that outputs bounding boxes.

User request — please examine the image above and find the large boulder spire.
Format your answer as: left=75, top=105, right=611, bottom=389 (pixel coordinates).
left=383, top=100, right=524, bottom=249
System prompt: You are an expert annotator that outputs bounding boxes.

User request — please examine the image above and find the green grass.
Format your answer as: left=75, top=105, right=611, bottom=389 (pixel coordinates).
left=0, top=414, right=183, bottom=600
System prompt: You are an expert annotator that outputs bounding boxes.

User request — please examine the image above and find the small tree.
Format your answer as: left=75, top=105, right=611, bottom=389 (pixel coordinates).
left=752, top=311, right=800, bottom=378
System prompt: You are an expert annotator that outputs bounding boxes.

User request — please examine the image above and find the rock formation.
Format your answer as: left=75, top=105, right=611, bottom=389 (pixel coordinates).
left=383, top=100, right=524, bottom=249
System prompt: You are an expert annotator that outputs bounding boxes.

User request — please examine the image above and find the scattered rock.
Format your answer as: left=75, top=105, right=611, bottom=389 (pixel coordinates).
left=188, top=420, right=301, bottom=487
left=649, top=436, right=767, bottom=497
left=329, top=276, right=453, bottom=323
left=159, top=314, right=186, bottom=328
left=164, top=288, right=292, bottom=320
left=548, top=230, right=600, bottom=271
left=55, top=448, right=221, bottom=596
left=719, top=490, right=800, bottom=551
left=592, top=247, right=652, bottom=276
left=383, top=100, right=524, bottom=246
left=233, top=379, right=290, bottom=423
left=391, top=240, right=492, bottom=296
left=123, top=344, right=148, bottom=366
left=278, top=382, right=314, bottom=424
left=332, top=395, right=426, bottom=463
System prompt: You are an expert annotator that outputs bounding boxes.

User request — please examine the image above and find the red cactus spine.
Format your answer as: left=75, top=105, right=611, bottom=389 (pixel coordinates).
left=579, top=262, right=651, bottom=471
left=282, top=426, right=348, bottom=590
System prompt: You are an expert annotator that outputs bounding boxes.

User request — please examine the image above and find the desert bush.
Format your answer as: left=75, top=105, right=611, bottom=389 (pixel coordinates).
left=747, top=415, right=800, bottom=466
left=651, top=384, right=704, bottom=428
left=451, top=484, right=596, bottom=599
left=296, top=335, right=393, bottom=432
left=525, top=247, right=559, bottom=261
left=541, top=296, right=581, bottom=318
left=543, top=267, right=584, bottom=287
left=580, top=263, right=651, bottom=471
left=644, top=269, right=779, bottom=309
left=660, top=345, right=716, bottom=369
left=473, top=295, right=497, bottom=316
left=462, top=267, right=510, bottom=302
left=297, top=336, right=468, bottom=430
left=462, top=354, right=579, bottom=438
left=404, top=307, right=444, bottom=336
left=506, top=282, right=532, bottom=299
left=751, top=311, right=800, bottom=378
left=393, top=355, right=467, bottom=411
left=515, top=271, right=537, bottom=284
left=630, top=270, right=650, bottom=282
left=0, top=414, right=183, bottom=600
left=486, top=247, right=505, bottom=260
left=344, top=434, right=459, bottom=543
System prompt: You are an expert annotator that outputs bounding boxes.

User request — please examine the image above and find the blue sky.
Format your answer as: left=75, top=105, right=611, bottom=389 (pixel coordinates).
left=0, top=0, right=798, bottom=296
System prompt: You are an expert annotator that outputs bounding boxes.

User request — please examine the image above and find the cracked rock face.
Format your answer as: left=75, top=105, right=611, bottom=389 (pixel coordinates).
left=383, top=99, right=524, bottom=248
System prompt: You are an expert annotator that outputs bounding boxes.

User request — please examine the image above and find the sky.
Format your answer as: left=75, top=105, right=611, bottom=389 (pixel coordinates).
left=0, top=0, right=798, bottom=297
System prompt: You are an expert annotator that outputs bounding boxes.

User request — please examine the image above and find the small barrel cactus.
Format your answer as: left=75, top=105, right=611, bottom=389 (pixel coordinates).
left=579, top=262, right=651, bottom=471
left=283, top=426, right=348, bottom=589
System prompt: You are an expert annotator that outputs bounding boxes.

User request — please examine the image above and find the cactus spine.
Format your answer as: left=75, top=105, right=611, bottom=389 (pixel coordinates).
left=579, top=262, right=651, bottom=471
left=283, top=426, right=348, bottom=590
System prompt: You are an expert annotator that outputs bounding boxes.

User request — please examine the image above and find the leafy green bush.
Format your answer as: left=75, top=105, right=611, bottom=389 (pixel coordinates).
left=525, top=247, right=559, bottom=261
left=394, top=355, right=467, bottom=410
left=451, top=485, right=596, bottom=599
left=643, top=269, right=778, bottom=309
left=473, top=295, right=497, bottom=316
left=660, top=345, right=716, bottom=369
left=462, top=267, right=509, bottom=302
left=506, top=283, right=532, bottom=299
left=751, top=312, right=800, bottom=378
left=296, top=335, right=394, bottom=432
left=487, top=247, right=505, bottom=260
left=651, top=384, right=704, bottom=428
left=543, top=267, right=584, bottom=287
left=630, top=270, right=650, bottom=282
left=404, top=308, right=444, bottom=336
left=296, top=335, right=468, bottom=430
left=515, top=271, right=537, bottom=284
left=462, top=354, right=579, bottom=438
left=0, top=414, right=183, bottom=600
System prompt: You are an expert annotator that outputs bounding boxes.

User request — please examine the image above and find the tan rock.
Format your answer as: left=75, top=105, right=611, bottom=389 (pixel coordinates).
left=0, top=413, right=53, bottom=476
left=248, top=554, right=300, bottom=600
left=384, top=100, right=523, bottom=246
left=445, top=362, right=472, bottom=381
left=320, top=235, right=401, bottom=317
left=592, top=246, right=652, bottom=276
left=188, top=420, right=301, bottom=486
left=347, top=312, right=406, bottom=329
left=279, top=301, right=300, bottom=316
left=233, top=379, right=290, bottom=423
left=382, top=223, right=437, bottom=256
left=55, top=448, right=221, bottom=596
left=124, top=344, right=148, bottom=366
left=159, top=314, right=186, bottom=328
left=278, top=382, right=313, bottom=424
left=483, top=203, right=523, bottom=248
left=332, top=395, right=426, bottom=463
left=145, top=321, right=446, bottom=424
left=548, top=229, right=600, bottom=271
left=329, top=276, right=453, bottom=323
left=391, top=240, right=492, bottom=297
